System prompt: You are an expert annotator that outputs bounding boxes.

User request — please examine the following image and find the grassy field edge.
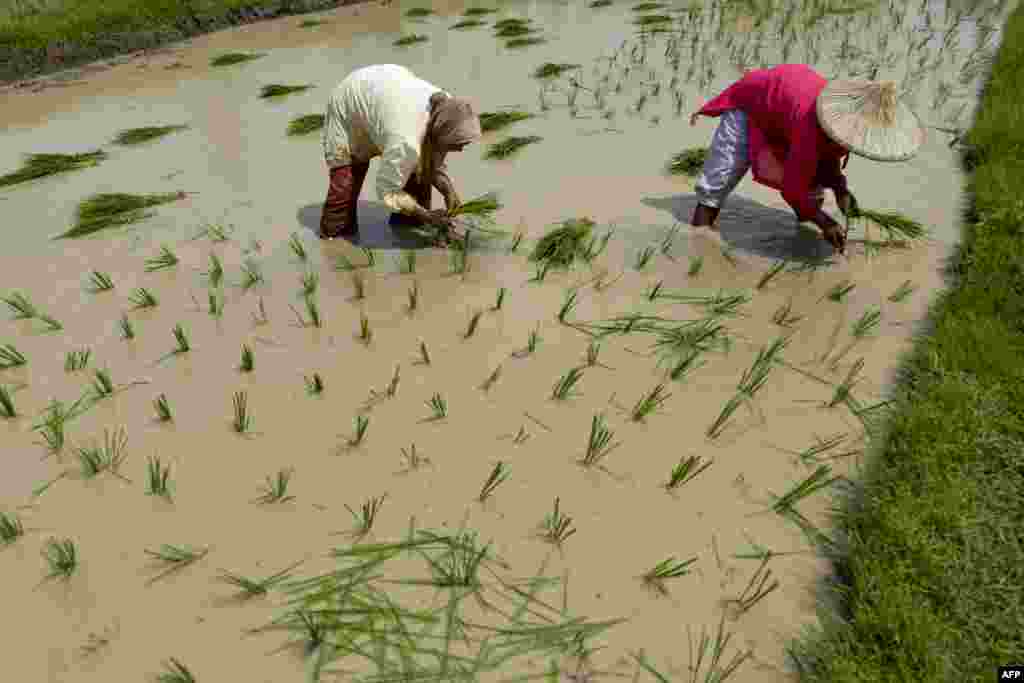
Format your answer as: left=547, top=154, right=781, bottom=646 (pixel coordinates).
left=0, top=0, right=371, bottom=83
left=788, top=4, right=1024, bottom=682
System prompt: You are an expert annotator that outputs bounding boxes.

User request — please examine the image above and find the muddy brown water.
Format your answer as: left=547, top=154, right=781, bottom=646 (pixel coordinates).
left=0, top=0, right=1014, bottom=681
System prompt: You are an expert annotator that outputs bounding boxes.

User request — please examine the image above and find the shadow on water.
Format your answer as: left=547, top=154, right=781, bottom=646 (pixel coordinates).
left=296, top=201, right=437, bottom=250
left=642, top=193, right=837, bottom=263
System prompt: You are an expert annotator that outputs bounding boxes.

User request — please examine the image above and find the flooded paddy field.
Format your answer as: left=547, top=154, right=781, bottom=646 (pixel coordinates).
left=0, top=0, right=1014, bottom=680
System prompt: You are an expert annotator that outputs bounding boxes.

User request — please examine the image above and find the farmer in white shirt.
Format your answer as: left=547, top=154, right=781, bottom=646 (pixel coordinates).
left=320, top=64, right=482, bottom=241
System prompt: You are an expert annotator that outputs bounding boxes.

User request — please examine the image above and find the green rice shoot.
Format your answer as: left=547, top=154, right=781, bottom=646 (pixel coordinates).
left=259, top=84, right=313, bottom=99
left=87, top=271, right=115, bottom=292
left=507, top=37, right=546, bottom=48
left=642, top=556, right=697, bottom=596
left=665, top=454, right=712, bottom=490
left=154, top=393, right=173, bottom=422
left=558, top=290, right=579, bottom=323
left=888, top=280, right=916, bottom=302
left=344, top=495, right=386, bottom=538
left=112, top=125, right=188, bottom=145
left=0, top=150, right=107, bottom=188
left=91, top=368, right=116, bottom=399
left=289, top=232, right=308, bottom=261
left=424, top=393, right=447, bottom=421
left=485, top=135, right=543, bottom=160
left=533, top=62, right=580, bottom=78
left=530, top=217, right=595, bottom=267
left=667, top=147, right=707, bottom=176
left=394, top=34, right=429, bottom=46
left=2, top=291, right=37, bottom=319
left=145, top=246, right=179, bottom=271
left=552, top=366, right=584, bottom=400
left=129, top=287, right=159, bottom=309
left=42, top=538, right=78, bottom=581
left=0, top=512, right=24, bottom=544
left=631, top=383, right=671, bottom=421
left=688, top=255, right=704, bottom=276
left=727, top=556, right=780, bottom=615
left=145, top=457, right=173, bottom=500
left=238, top=344, right=254, bottom=373
left=405, top=7, right=433, bottom=17
left=347, top=415, right=370, bottom=446
left=851, top=307, right=882, bottom=338
left=849, top=206, right=927, bottom=242
left=580, top=413, right=619, bottom=467
left=707, top=394, right=744, bottom=440
left=217, top=561, right=302, bottom=599
left=232, top=391, right=252, bottom=433
left=287, top=114, right=325, bottom=136
left=539, top=497, right=576, bottom=545
left=756, top=260, right=788, bottom=290
left=58, top=192, right=184, bottom=239
left=770, top=464, right=840, bottom=515
left=119, top=315, right=135, bottom=340
left=824, top=280, right=856, bottom=302
left=304, top=373, right=325, bottom=395
left=0, top=384, right=16, bottom=418
left=253, top=468, right=295, bottom=504
left=478, top=462, right=510, bottom=502
left=452, top=18, right=486, bottom=29
left=210, top=52, right=263, bottom=67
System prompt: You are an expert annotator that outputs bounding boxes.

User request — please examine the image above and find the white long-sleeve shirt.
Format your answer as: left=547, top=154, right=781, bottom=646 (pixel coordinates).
left=322, top=64, right=449, bottom=213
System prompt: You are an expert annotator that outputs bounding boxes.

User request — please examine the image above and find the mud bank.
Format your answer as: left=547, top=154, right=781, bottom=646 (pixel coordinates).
left=0, top=0, right=372, bottom=84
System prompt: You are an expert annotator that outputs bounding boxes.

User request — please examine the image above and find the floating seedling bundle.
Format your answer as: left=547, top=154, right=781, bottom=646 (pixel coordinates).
left=259, top=84, right=313, bottom=99
left=0, top=151, right=107, bottom=187
left=479, top=110, right=534, bottom=132
left=394, top=34, right=429, bottom=46
left=452, top=18, right=487, bottom=29
left=210, top=52, right=263, bottom=67
left=667, top=147, right=708, bottom=176
left=112, top=126, right=188, bottom=145
left=485, top=135, right=543, bottom=160
left=287, top=114, right=325, bottom=136
left=848, top=206, right=927, bottom=244
left=530, top=218, right=596, bottom=267
left=533, top=62, right=581, bottom=79
left=57, top=192, right=187, bottom=239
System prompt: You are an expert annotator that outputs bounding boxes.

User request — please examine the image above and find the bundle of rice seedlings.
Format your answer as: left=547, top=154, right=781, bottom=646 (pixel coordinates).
left=450, top=192, right=503, bottom=219
left=0, top=151, right=107, bottom=187
left=452, top=18, right=486, bottom=29
left=286, top=114, right=325, bottom=136
left=259, top=84, right=313, bottom=99
left=533, top=62, right=581, bottom=79
left=479, top=110, right=534, bottom=133
left=494, top=17, right=532, bottom=31
left=405, top=7, right=433, bottom=17
left=633, top=13, right=673, bottom=25
left=589, top=0, right=613, bottom=6
left=210, top=52, right=264, bottom=67
left=299, top=18, right=325, bottom=27
left=506, top=37, right=546, bottom=48
left=666, top=147, right=707, bottom=176
left=632, top=1, right=666, bottom=9
left=57, top=192, right=186, bottom=239
left=849, top=206, right=926, bottom=242
left=485, top=135, right=543, bottom=160
left=112, top=125, right=188, bottom=145
left=394, top=34, right=429, bottom=46
left=464, top=6, right=497, bottom=15
left=529, top=218, right=595, bottom=267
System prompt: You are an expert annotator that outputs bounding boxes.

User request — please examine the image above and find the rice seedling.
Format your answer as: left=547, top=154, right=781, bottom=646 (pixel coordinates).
left=480, top=363, right=502, bottom=392
left=2, top=292, right=37, bottom=319
left=217, top=561, right=302, bottom=599
left=251, top=297, right=269, bottom=325
left=58, top=192, right=185, bottom=239
left=452, top=18, right=486, bottom=29
left=786, top=433, right=860, bottom=466
left=76, top=426, right=130, bottom=480
left=461, top=310, right=484, bottom=339
left=632, top=1, right=665, bottom=9
left=167, top=324, right=189, bottom=355
left=824, top=280, right=856, bottom=302
left=888, top=279, right=916, bottom=302
left=493, top=17, right=530, bottom=29
left=509, top=230, right=524, bottom=252
left=398, top=443, right=432, bottom=472
left=286, top=114, right=325, bottom=136
left=87, top=270, right=115, bottom=293
left=478, top=111, right=534, bottom=132
left=259, top=84, right=313, bottom=99
left=210, top=52, right=263, bottom=67
left=196, top=221, right=232, bottom=243
left=770, top=464, right=839, bottom=515
left=240, top=258, right=264, bottom=291
left=557, top=290, right=579, bottom=324
left=494, top=21, right=534, bottom=37
left=232, top=391, right=252, bottom=433
left=42, top=538, right=78, bottom=581
left=298, top=271, right=319, bottom=299
left=631, top=383, right=671, bottom=421
left=62, top=349, right=91, bottom=373
left=394, top=34, right=429, bottom=46
left=579, top=413, right=619, bottom=467
left=551, top=367, right=584, bottom=400
left=406, top=282, right=419, bottom=313
left=669, top=348, right=706, bottom=381
left=538, top=497, right=576, bottom=546
left=772, top=299, right=803, bottom=327
left=351, top=272, right=366, bottom=300
left=145, top=456, right=173, bottom=500
left=485, top=135, right=543, bottom=160
left=37, top=313, right=62, bottom=332
left=129, top=287, right=159, bottom=309
left=0, top=512, right=24, bottom=544
left=423, top=393, right=448, bottom=421
left=344, top=494, right=386, bottom=538
left=660, top=224, right=679, bottom=256
left=527, top=260, right=552, bottom=283
left=203, top=252, right=224, bottom=287
left=849, top=206, right=926, bottom=242
left=688, top=255, right=704, bottom=276
left=148, top=392, right=173, bottom=423
left=478, top=462, right=510, bottom=502
left=531, top=217, right=595, bottom=267
left=358, top=312, right=372, bottom=344
left=288, top=232, right=307, bottom=261
left=706, top=394, right=744, bottom=440
left=156, top=658, right=198, bottom=683
left=0, top=150, right=108, bottom=187
left=405, top=6, right=433, bottom=16
left=666, top=147, right=707, bottom=175
left=0, top=385, right=15, bottom=418
left=91, top=368, right=116, bottom=399
left=737, top=336, right=788, bottom=399
left=507, top=35, right=546, bottom=48
left=144, top=545, right=208, bottom=586
left=533, top=62, right=581, bottom=79
left=756, top=259, right=788, bottom=290
left=464, top=5, right=497, bottom=14
left=303, top=372, right=325, bottom=396
left=851, top=306, right=882, bottom=338
left=416, top=339, right=431, bottom=366
left=290, top=295, right=322, bottom=328
left=726, top=555, right=780, bottom=615
left=253, top=468, right=296, bottom=504
left=641, top=556, right=697, bottom=595
left=299, top=18, right=324, bottom=27
left=634, top=245, right=655, bottom=270
left=345, top=414, right=370, bottom=447
left=145, top=245, right=179, bottom=271
left=664, top=454, right=712, bottom=490
left=34, top=396, right=87, bottom=454
left=828, top=357, right=865, bottom=408
left=589, top=0, right=613, bottom=6
left=112, top=125, right=188, bottom=145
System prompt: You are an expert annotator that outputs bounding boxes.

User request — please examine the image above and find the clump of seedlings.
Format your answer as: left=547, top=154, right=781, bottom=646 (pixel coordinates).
left=157, top=657, right=198, bottom=683
left=725, top=556, right=780, bottom=616
left=706, top=394, right=745, bottom=440
left=290, top=295, right=322, bottom=328
left=849, top=206, right=926, bottom=243
left=145, top=245, right=179, bottom=271
left=641, top=556, right=697, bottom=596
left=253, top=468, right=296, bottom=504
left=394, top=34, right=429, bottom=46
left=65, top=349, right=91, bottom=372
left=631, top=383, right=671, bottom=421
left=0, top=512, right=24, bottom=544
left=259, top=84, right=313, bottom=98
left=90, top=368, right=117, bottom=400
left=210, top=52, right=264, bottom=67
left=539, top=497, right=576, bottom=546
left=665, top=454, right=712, bottom=491
left=287, top=114, right=325, bottom=136
left=112, top=125, right=188, bottom=145
left=494, top=18, right=534, bottom=36
left=405, top=7, right=433, bottom=16
left=530, top=217, right=595, bottom=267
left=478, top=462, right=510, bottom=502
left=666, top=147, right=708, bottom=176
left=558, top=290, right=579, bottom=323
left=851, top=307, right=882, bottom=339
left=506, top=37, right=546, bottom=48
left=217, top=561, right=302, bottom=600
left=344, top=495, right=386, bottom=538
left=119, top=315, right=136, bottom=340
left=827, top=358, right=866, bottom=409
left=772, top=299, right=803, bottom=327
left=232, top=391, right=252, bottom=433
left=304, top=373, right=324, bottom=395
left=204, top=290, right=223, bottom=318
left=145, top=456, right=173, bottom=500
left=42, top=538, right=79, bottom=581
left=635, top=245, right=656, bottom=270
left=153, top=393, right=173, bottom=422
left=452, top=18, right=487, bottom=29
left=533, top=62, right=580, bottom=78
left=300, top=271, right=319, bottom=298
left=771, top=464, right=840, bottom=519
left=38, top=313, right=62, bottom=332
left=589, top=0, right=613, bottom=6
left=632, top=1, right=666, bottom=10
left=688, top=255, right=704, bottom=276
left=0, top=150, right=107, bottom=187
left=238, top=344, right=254, bottom=373
left=0, top=385, right=16, bottom=418
left=485, top=135, right=543, bottom=160
left=888, top=280, right=916, bottom=302
left=144, top=545, right=208, bottom=584
left=34, top=396, right=89, bottom=454
left=824, top=280, right=856, bottom=302
left=288, top=232, right=308, bottom=261
left=579, top=413, right=619, bottom=467
left=129, top=287, right=159, bottom=309
left=347, top=415, right=370, bottom=446
left=464, top=6, right=497, bottom=15
left=424, top=393, right=448, bottom=421
left=551, top=367, right=584, bottom=400
left=203, top=252, right=224, bottom=287
left=58, top=192, right=186, bottom=239
left=76, top=426, right=129, bottom=480
left=87, top=270, right=115, bottom=292
left=3, top=291, right=37, bottom=319
left=633, top=13, right=673, bottom=26
left=241, top=258, right=264, bottom=290
left=756, top=260, right=788, bottom=289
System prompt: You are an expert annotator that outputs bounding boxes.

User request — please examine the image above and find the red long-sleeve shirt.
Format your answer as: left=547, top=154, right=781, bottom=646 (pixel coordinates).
left=697, top=64, right=849, bottom=221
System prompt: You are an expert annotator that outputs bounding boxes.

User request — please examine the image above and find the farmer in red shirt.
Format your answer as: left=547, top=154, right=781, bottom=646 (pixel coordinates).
left=688, top=64, right=925, bottom=254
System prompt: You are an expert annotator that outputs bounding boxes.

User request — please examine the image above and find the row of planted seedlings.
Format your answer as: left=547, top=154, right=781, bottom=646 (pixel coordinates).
left=0, top=204, right=899, bottom=680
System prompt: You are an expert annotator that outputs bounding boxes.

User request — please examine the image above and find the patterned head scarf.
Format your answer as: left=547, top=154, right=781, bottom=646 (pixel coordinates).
left=419, top=93, right=482, bottom=186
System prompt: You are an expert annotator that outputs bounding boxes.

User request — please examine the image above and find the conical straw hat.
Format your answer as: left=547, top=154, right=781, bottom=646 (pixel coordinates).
left=816, top=80, right=925, bottom=162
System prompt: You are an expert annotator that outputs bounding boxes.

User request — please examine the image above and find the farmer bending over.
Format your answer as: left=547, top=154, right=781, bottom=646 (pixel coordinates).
left=688, top=64, right=924, bottom=254
left=320, top=64, right=482, bottom=241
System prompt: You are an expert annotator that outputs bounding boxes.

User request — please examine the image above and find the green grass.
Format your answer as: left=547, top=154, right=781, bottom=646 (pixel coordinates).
left=533, top=62, right=580, bottom=78
left=210, top=51, right=263, bottom=66
left=76, top=426, right=129, bottom=479
left=485, top=135, right=543, bottom=160
left=286, top=114, right=324, bottom=136
left=58, top=192, right=184, bottom=239
left=0, top=150, right=107, bottom=187
left=112, top=125, right=188, bottom=145
left=259, top=83, right=312, bottom=98
left=394, top=33, right=429, bottom=46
